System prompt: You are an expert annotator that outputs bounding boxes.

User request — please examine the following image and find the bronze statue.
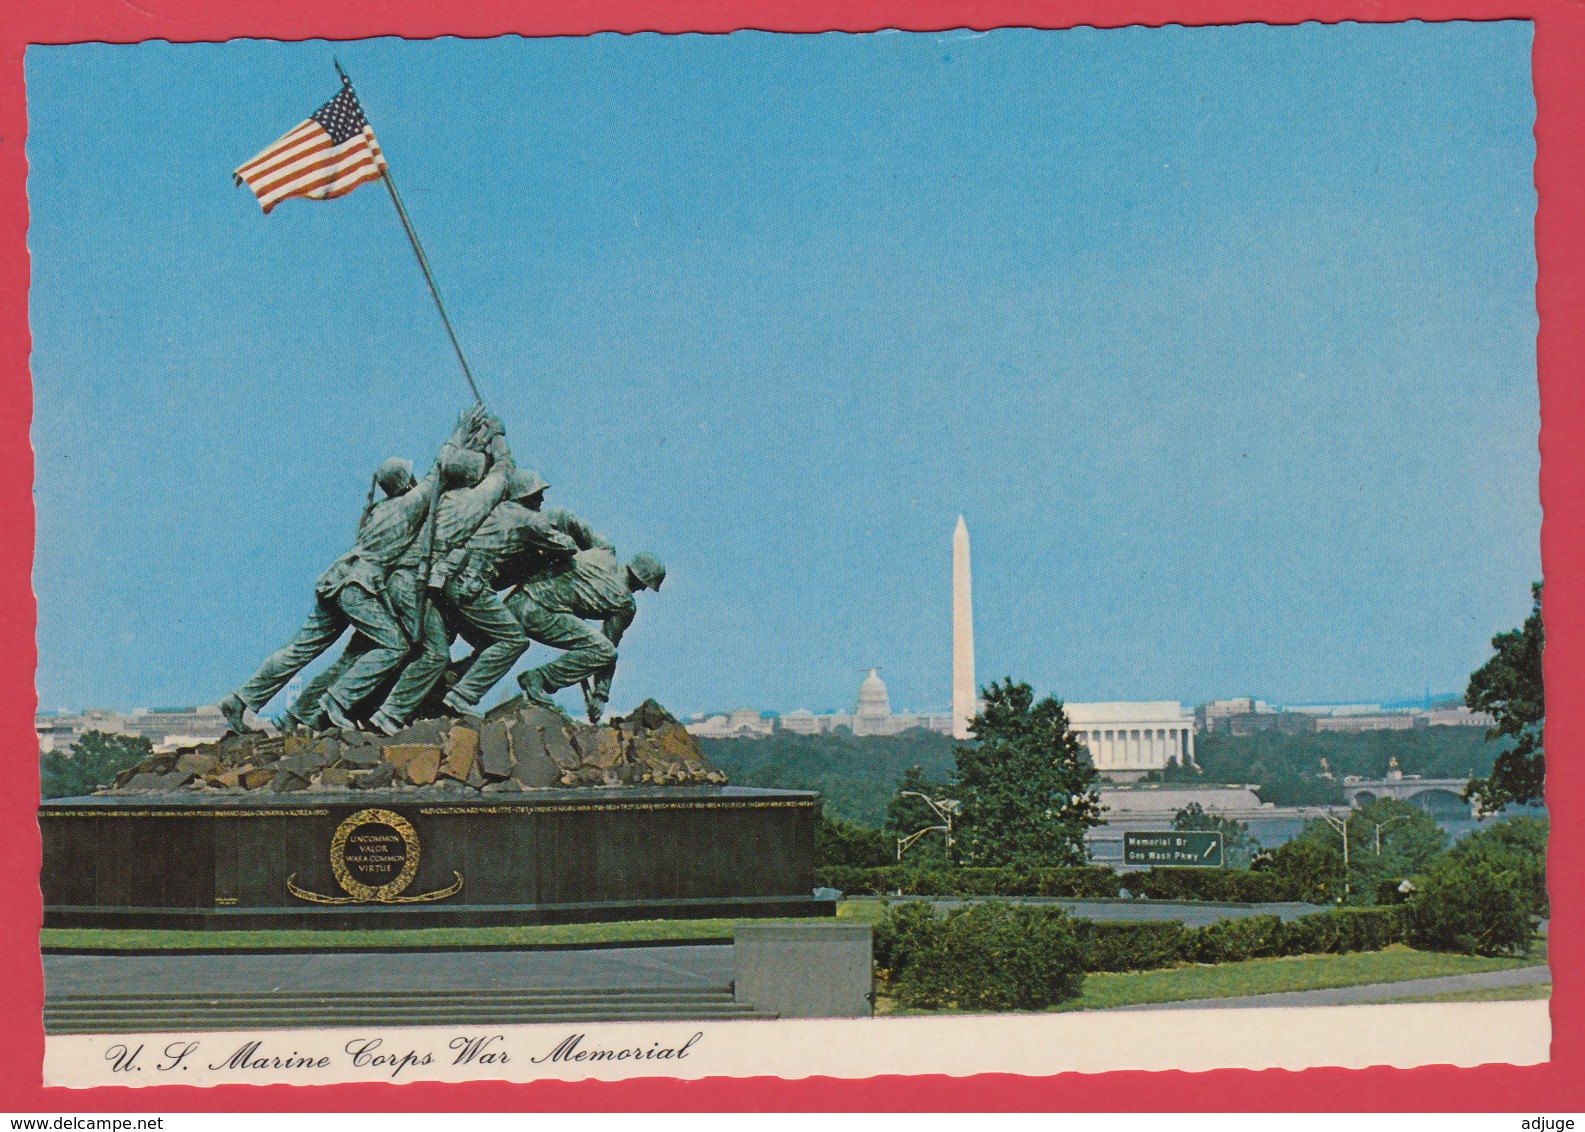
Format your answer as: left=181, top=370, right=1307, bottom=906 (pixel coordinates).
left=510, top=548, right=665, bottom=723
left=218, top=409, right=489, bottom=733
left=365, top=427, right=517, bottom=733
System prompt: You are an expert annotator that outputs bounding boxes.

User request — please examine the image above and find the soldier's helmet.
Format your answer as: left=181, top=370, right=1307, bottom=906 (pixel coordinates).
left=374, top=457, right=415, bottom=497
left=627, top=553, right=666, bottom=591
left=506, top=469, right=549, bottom=503
left=441, top=447, right=487, bottom=488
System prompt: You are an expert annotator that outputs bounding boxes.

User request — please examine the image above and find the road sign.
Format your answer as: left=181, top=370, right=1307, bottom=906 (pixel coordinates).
left=1123, top=830, right=1224, bottom=867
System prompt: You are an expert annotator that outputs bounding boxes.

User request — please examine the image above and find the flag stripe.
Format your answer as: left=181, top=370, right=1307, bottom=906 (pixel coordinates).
left=259, top=152, right=382, bottom=212
left=242, top=127, right=333, bottom=179
left=233, top=121, right=320, bottom=179
left=249, top=133, right=359, bottom=199
left=244, top=135, right=336, bottom=194
left=257, top=147, right=385, bottom=211
left=255, top=132, right=385, bottom=210
left=252, top=132, right=381, bottom=197
left=235, top=81, right=388, bottom=214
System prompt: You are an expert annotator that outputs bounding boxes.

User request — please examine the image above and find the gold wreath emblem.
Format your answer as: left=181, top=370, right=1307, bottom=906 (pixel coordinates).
left=287, top=807, right=463, bottom=905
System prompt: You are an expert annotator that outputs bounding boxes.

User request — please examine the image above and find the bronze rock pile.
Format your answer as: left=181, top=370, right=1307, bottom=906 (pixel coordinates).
left=99, top=697, right=726, bottom=796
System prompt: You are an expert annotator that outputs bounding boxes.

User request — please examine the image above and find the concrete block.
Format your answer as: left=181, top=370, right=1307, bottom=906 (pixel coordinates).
left=733, top=922, right=872, bottom=1019
left=350, top=763, right=396, bottom=790
left=175, top=750, right=218, bottom=777
left=240, top=766, right=276, bottom=791
left=440, top=725, right=479, bottom=781
left=477, top=719, right=513, bottom=779
left=507, top=722, right=561, bottom=788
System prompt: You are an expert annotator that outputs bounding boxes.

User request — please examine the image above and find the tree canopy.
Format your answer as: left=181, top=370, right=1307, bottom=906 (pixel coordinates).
left=951, top=679, right=1104, bottom=867
left=40, top=730, right=154, bottom=799
left=1463, top=582, right=1544, bottom=814
left=1254, top=796, right=1447, bottom=904
left=885, top=765, right=952, bottom=864
left=1172, top=802, right=1258, bottom=867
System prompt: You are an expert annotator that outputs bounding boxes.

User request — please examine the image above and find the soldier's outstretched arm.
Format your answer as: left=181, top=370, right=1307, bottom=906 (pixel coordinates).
left=549, top=507, right=614, bottom=552
left=602, top=606, right=635, bottom=652
left=586, top=607, right=634, bottom=719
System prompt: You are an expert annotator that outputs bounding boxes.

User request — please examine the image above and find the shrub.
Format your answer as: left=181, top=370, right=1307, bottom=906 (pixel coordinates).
left=814, top=865, right=1122, bottom=898
left=815, top=814, right=893, bottom=868
left=1074, top=920, right=1186, bottom=972
left=1278, top=906, right=1407, bottom=955
left=40, top=731, right=154, bottom=799
left=1075, top=907, right=1409, bottom=974
left=1180, top=914, right=1285, bottom=963
left=1251, top=838, right=1346, bottom=904
left=1442, top=817, right=1548, bottom=919
left=1408, top=857, right=1534, bottom=956
left=1375, top=877, right=1417, bottom=906
left=871, top=899, right=944, bottom=975
left=891, top=902, right=1085, bottom=1011
left=1123, top=868, right=1299, bottom=903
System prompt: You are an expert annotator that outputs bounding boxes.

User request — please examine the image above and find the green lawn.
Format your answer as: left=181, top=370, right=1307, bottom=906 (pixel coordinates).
left=1361, top=982, right=1551, bottom=1004
left=41, top=900, right=884, bottom=951
left=876, top=944, right=1546, bottom=1014
left=1062, top=945, right=1542, bottom=1011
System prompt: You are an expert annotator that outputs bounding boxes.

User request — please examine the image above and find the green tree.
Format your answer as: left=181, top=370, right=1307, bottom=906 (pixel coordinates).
left=951, top=679, right=1103, bottom=867
left=39, top=730, right=154, bottom=799
left=1341, top=798, right=1448, bottom=900
left=885, top=765, right=952, bottom=864
left=1464, top=582, right=1544, bottom=814
left=1269, top=798, right=1446, bottom=903
left=1252, top=837, right=1344, bottom=904
left=1408, top=856, right=1534, bottom=956
left=814, top=812, right=892, bottom=868
left=1172, top=802, right=1258, bottom=867
left=1443, top=816, right=1549, bottom=919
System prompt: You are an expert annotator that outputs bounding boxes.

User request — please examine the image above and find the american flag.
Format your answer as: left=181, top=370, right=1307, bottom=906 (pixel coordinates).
left=234, top=78, right=388, bottom=214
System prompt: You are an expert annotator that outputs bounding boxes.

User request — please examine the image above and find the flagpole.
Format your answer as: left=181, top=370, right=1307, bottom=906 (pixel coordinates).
left=334, top=60, right=484, bottom=407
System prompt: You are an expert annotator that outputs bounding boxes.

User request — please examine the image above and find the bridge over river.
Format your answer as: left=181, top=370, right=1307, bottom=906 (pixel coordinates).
left=1340, top=773, right=1472, bottom=812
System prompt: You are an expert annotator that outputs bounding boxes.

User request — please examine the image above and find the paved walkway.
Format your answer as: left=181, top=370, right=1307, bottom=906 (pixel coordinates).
left=1104, top=964, right=1551, bottom=1010
left=45, top=944, right=733, bottom=998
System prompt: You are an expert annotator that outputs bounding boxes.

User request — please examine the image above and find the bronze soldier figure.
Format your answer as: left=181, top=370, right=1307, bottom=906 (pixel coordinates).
left=217, top=408, right=487, bottom=733
left=509, top=548, right=666, bottom=723
left=366, top=426, right=518, bottom=733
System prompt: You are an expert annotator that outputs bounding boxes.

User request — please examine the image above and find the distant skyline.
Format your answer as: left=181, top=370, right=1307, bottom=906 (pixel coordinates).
left=28, top=24, right=1539, bottom=719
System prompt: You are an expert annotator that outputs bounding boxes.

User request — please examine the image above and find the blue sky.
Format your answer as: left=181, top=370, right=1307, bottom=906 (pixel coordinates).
left=27, top=22, right=1539, bottom=718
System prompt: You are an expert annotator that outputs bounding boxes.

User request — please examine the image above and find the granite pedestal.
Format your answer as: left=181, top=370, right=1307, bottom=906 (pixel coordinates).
left=40, top=785, right=829, bottom=929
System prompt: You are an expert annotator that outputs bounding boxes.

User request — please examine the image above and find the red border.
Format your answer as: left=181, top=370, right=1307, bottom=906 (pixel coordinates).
left=2, top=0, right=1578, bottom=1112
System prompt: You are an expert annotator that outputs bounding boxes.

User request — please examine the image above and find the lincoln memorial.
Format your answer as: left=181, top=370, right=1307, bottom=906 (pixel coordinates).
left=1065, top=701, right=1198, bottom=781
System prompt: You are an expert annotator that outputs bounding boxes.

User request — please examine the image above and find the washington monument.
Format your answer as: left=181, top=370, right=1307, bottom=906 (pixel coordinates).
left=952, top=515, right=975, bottom=739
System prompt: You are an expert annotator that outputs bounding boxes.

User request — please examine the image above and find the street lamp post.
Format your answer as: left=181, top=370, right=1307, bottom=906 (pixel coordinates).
left=1319, top=810, right=1352, bottom=900
left=896, top=791, right=960, bottom=862
left=1368, top=814, right=1411, bottom=856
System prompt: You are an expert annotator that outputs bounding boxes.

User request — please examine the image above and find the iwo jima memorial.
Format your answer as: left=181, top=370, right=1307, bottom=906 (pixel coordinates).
left=39, top=68, right=827, bottom=930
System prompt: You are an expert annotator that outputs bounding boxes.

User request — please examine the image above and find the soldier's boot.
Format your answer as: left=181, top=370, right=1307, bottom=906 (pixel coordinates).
left=368, top=709, right=404, bottom=737
left=218, top=692, right=257, bottom=735
left=516, top=667, right=560, bottom=712
left=442, top=689, right=479, bottom=718
left=320, top=697, right=357, bottom=733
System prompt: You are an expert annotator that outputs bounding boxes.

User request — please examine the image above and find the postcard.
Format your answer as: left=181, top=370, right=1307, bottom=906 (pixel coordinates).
left=22, top=17, right=1557, bottom=1095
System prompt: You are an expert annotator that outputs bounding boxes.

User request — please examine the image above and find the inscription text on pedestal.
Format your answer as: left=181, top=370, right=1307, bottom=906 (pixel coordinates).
left=287, top=808, right=463, bottom=905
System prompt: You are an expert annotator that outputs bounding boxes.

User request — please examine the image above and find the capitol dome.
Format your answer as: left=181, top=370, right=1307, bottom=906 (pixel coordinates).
left=855, top=668, right=891, bottom=720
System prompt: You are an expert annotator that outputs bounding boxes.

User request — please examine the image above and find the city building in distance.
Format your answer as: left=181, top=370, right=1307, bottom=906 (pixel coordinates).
left=1198, top=697, right=1494, bottom=735
left=688, top=668, right=955, bottom=738
left=37, top=706, right=230, bottom=754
